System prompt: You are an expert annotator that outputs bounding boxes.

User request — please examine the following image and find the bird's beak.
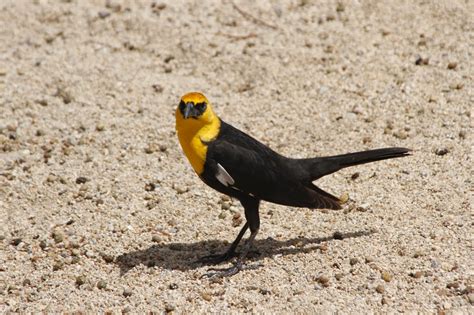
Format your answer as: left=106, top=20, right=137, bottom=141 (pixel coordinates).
left=183, top=102, right=194, bottom=119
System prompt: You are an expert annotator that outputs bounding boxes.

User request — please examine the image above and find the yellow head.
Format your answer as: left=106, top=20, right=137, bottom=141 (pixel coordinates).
left=175, top=92, right=221, bottom=174
left=176, top=92, right=218, bottom=129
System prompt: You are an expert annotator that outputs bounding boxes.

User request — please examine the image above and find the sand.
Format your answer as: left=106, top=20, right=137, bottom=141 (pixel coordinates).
left=1, top=0, right=472, bottom=313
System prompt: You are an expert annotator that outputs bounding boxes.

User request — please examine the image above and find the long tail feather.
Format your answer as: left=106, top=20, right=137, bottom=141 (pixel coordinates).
left=308, top=147, right=411, bottom=180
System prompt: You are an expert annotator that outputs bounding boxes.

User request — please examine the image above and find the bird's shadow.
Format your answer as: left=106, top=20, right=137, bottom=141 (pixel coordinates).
left=115, top=229, right=375, bottom=275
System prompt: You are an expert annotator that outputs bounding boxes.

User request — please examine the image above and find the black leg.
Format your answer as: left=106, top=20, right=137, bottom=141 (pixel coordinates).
left=203, top=197, right=263, bottom=278
left=197, top=222, right=249, bottom=264
left=237, top=197, right=260, bottom=262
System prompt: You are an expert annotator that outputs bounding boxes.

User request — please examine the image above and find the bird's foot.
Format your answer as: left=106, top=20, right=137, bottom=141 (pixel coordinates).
left=196, top=250, right=238, bottom=265
left=201, top=261, right=263, bottom=279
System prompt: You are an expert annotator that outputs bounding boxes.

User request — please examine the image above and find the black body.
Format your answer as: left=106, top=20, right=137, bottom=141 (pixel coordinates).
left=201, top=120, right=410, bottom=210
left=197, top=119, right=410, bottom=277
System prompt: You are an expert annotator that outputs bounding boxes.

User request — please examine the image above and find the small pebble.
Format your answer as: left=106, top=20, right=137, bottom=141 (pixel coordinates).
left=144, top=143, right=158, bottom=154
left=200, top=291, right=212, bottom=301
left=39, top=240, right=47, bottom=250
left=169, top=283, right=178, bottom=290
left=10, top=238, right=22, bottom=246
left=95, top=123, right=105, bottom=131
left=349, top=258, right=359, bottom=266
left=435, top=148, right=449, bottom=156
left=97, top=280, right=107, bottom=290
left=356, top=205, right=368, bottom=212
left=335, top=273, right=344, bottom=280
left=36, top=99, right=48, bottom=106
left=98, top=11, right=111, bottom=19
left=375, top=284, right=385, bottom=294
left=145, top=182, right=156, bottom=191
left=316, top=275, right=330, bottom=287
left=75, top=176, right=89, bottom=184
left=55, top=87, right=73, bottom=104
left=151, top=235, right=162, bottom=243
left=52, top=231, right=64, bottom=243
left=221, top=201, right=231, bottom=210
left=52, top=261, right=64, bottom=271
left=339, top=192, right=349, bottom=204
left=151, top=2, right=167, bottom=11
left=22, top=279, right=31, bottom=286
left=393, top=130, right=408, bottom=139
left=220, top=195, right=231, bottom=202
left=76, top=275, right=86, bottom=286
left=232, top=212, right=243, bottom=227
left=173, top=184, right=188, bottom=194
left=105, top=0, right=122, bottom=12
left=449, top=82, right=464, bottom=90
left=123, top=288, right=132, bottom=297
left=447, top=62, right=457, bottom=70
left=164, top=55, right=174, bottom=63
left=446, top=282, right=459, bottom=289
left=381, top=271, right=392, bottom=282
left=468, top=293, right=474, bottom=305
left=413, top=250, right=424, bottom=258
left=411, top=271, right=424, bottom=278
left=415, top=56, right=429, bottom=65
left=333, top=231, right=344, bottom=240
left=152, top=84, right=164, bottom=93
left=165, top=303, right=176, bottom=313
left=101, top=253, right=114, bottom=263
left=146, top=200, right=160, bottom=210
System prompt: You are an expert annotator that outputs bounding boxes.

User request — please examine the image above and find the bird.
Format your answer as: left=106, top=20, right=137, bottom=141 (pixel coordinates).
left=175, top=92, right=410, bottom=277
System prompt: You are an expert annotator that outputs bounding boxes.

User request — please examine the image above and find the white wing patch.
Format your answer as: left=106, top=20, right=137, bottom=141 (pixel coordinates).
left=216, top=163, right=235, bottom=187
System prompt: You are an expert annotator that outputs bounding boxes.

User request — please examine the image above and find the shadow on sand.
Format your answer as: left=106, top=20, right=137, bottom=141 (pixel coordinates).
left=115, top=229, right=376, bottom=275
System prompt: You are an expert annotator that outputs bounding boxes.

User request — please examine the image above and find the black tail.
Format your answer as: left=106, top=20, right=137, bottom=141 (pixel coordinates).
left=307, top=147, right=411, bottom=180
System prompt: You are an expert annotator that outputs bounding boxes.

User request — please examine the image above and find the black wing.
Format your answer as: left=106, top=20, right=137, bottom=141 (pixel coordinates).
left=204, top=139, right=282, bottom=198
left=201, top=121, right=341, bottom=209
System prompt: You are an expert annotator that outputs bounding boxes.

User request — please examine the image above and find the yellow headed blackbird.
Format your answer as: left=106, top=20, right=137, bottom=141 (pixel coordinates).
left=175, top=92, right=410, bottom=277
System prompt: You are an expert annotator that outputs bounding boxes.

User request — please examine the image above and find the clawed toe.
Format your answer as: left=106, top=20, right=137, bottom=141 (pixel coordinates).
left=195, top=251, right=238, bottom=265
left=201, top=261, right=264, bottom=279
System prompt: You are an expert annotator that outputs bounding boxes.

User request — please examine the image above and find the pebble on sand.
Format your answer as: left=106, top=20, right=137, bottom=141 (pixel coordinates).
left=75, top=176, right=89, bottom=184
left=381, top=271, right=392, bottom=282
left=375, top=284, right=385, bottom=294
left=123, top=288, right=133, bottom=297
left=447, top=62, right=457, bottom=70
left=415, top=56, right=429, bottom=65
left=75, top=275, right=86, bottom=286
left=97, top=280, right=107, bottom=290
left=435, top=148, right=449, bottom=156
left=316, top=275, right=330, bottom=287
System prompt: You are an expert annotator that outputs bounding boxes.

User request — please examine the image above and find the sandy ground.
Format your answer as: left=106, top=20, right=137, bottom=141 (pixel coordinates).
left=1, top=0, right=473, bottom=313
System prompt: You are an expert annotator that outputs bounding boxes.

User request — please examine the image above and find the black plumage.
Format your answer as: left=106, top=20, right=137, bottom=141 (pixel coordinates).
left=198, top=120, right=410, bottom=276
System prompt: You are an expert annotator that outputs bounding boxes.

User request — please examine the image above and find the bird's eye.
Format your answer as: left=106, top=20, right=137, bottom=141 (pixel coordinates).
left=179, top=100, right=186, bottom=111
left=196, top=102, right=207, bottom=112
